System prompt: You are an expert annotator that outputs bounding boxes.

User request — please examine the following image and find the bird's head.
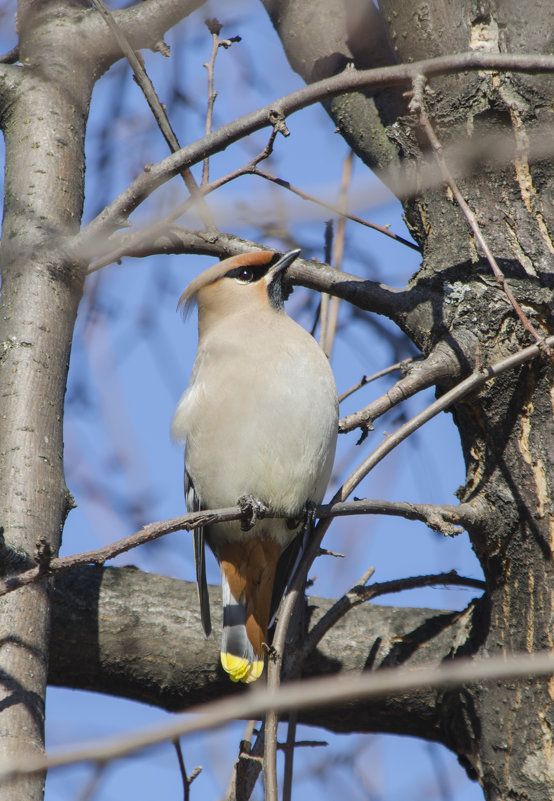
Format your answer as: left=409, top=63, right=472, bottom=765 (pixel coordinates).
left=178, top=249, right=301, bottom=331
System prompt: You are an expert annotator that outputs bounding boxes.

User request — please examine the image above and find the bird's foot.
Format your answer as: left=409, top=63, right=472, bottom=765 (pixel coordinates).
left=262, top=642, right=279, bottom=663
left=238, top=495, right=269, bottom=532
left=286, top=500, right=317, bottom=533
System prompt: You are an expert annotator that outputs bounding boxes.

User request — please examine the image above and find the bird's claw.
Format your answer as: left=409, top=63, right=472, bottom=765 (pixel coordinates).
left=302, top=500, right=317, bottom=533
left=286, top=500, right=317, bottom=532
left=238, top=495, right=268, bottom=532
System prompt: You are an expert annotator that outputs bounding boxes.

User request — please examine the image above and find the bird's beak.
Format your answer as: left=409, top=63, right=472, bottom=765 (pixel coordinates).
left=266, top=248, right=301, bottom=280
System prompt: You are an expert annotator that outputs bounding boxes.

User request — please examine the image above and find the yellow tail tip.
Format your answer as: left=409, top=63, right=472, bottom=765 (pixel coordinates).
left=221, top=652, right=264, bottom=683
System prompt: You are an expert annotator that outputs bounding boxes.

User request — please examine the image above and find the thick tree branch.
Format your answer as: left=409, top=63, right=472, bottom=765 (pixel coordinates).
left=83, top=0, right=208, bottom=66
left=47, top=566, right=480, bottom=732
left=33, top=568, right=550, bottom=784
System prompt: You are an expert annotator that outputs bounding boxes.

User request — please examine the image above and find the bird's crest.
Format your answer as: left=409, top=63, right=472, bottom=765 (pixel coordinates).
left=177, top=250, right=277, bottom=316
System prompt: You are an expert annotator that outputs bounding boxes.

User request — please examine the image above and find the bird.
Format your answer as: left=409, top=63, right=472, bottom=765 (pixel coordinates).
left=171, top=248, right=338, bottom=683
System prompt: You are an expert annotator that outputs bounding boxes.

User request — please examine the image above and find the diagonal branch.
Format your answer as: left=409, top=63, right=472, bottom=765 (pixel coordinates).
left=89, top=0, right=215, bottom=229
left=409, top=74, right=553, bottom=361
left=302, top=569, right=485, bottom=660
left=73, top=52, right=554, bottom=257
left=339, top=342, right=462, bottom=435
left=251, top=167, right=420, bottom=251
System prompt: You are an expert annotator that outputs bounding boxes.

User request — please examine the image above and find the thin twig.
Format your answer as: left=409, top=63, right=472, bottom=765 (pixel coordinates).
left=225, top=720, right=262, bottom=801
left=75, top=52, right=554, bottom=255
left=301, top=566, right=376, bottom=659
left=201, top=20, right=241, bottom=185
left=0, top=506, right=247, bottom=598
left=89, top=0, right=215, bottom=230
left=320, top=151, right=353, bottom=358
left=338, top=356, right=422, bottom=403
left=318, top=498, right=479, bottom=536
left=202, top=19, right=221, bottom=186
left=173, top=739, right=201, bottom=801
left=303, top=570, right=484, bottom=659
left=75, top=762, right=106, bottom=801
left=409, top=74, right=552, bottom=361
left=282, top=714, right=297, bottom=801
left=87, top=133, right=279, bottom=274
left=339, top=344, right=460, bottom=435
left=252, top=167, right=419, bottom=251
left=318, top=221, right=333, bottom=349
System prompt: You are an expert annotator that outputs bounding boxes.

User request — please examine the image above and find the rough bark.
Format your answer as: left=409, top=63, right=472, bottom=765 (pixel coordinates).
left=48, top=565, right=482, bottom=743
left=0, top=3, right=94, bottom=796
left=378, top=4, right=554, bottom=799
left=262, top=1, right=554, bottom=799
left=0, top=2, right=205, bottom=798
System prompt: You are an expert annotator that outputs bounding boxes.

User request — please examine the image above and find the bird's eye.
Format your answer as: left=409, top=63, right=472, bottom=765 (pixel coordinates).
left=235, top=268, right=254, bottom=284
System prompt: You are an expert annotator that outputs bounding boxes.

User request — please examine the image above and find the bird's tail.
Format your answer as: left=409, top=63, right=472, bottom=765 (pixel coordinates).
left=219, top=539, right=281, bottom=683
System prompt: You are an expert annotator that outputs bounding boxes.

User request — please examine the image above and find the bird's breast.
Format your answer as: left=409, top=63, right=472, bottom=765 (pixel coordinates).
left=174, top=314, right=338, bottom=519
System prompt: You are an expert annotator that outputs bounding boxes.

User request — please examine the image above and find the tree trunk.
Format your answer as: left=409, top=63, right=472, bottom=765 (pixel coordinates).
left=0, top=1, right=202, bottom=797
left=0, top=2, right=94, bottom=796
left=262, top=0, right=554, bottom=798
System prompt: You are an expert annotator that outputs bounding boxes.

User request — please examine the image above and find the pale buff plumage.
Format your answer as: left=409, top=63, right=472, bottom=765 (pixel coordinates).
left=172, top=249, right=338, bottom=683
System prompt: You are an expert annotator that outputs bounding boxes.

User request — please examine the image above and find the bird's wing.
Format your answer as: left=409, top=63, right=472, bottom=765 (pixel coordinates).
left=269, top=521, right=311, bottom=624
left=185, top=467, right=212, bottom=636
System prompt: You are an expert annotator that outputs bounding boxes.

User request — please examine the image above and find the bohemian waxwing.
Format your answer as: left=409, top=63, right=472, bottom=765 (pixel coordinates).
left=171, top=249, right=338, bottom=683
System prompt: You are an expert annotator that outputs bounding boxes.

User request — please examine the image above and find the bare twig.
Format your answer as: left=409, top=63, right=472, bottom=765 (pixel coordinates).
left=338, top=356, right=422, bottom=403
left=318, top=498, right=479, bottom=536
left=339, top=344, right=460, bottom=435
left=409, top=74, right=552, bottom=361
left=320, top=151, right=353, bottom=358
left=303, top=569, right=484, bottom=659
left=89, top=0, right=215, bottom=230
left=3, top=651, right=554, bottom=782
left=173, top=739, right=201, bottom=801
left=86, top=134, right=280, bottom=274
left=251, top=167, right=420, bottom=251
left=202, top=19, right=222, bottom=186
left=75, top=762, right=106, bottom=801
left=225, top=720, right=263, bottom=801
left=265, top=542, right=308, bottom=801
left=282, top=714, right=297, bottom=801
left=201, top=20, right=242, bottom=185
left=0, top=506, right=247, bottom=598
left=74, top=52, right=554, bottom=255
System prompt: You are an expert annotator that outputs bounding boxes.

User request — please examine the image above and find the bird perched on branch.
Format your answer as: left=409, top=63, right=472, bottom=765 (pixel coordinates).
left=172, top=249, right=338, bottom=683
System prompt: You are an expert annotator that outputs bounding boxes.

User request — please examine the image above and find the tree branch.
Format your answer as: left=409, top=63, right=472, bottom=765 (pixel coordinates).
left=338, top=342, right=463, bottom=434
left=47, top=565, right=480, bottom=731
left=72, top=52, right=554, bottom=256
left=83, top=0, right=208, bottom=67
left=33, top=574, right=554, bottom=786
left=89, top=0, right=215, bottom=229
